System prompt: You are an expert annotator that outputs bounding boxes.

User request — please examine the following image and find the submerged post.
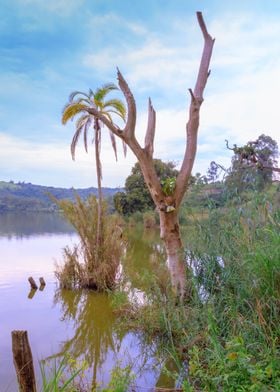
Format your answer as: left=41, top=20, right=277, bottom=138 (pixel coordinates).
left=39, top=277, right=46, bottom=291
left=28, top=277, right=38, bottom=290
left=11, top=330, right=37, bottom=392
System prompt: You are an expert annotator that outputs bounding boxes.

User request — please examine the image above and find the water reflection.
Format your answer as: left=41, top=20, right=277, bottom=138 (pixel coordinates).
left=123, top=225, right=170, bottom=295
left=53, top=290, right=118, bottom=387
left=50, top=289, right=160, bottom=389
left=0, top=212, right=74, bottom=238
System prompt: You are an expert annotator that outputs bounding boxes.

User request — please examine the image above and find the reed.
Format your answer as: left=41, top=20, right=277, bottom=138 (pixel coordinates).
left=55, top=195, right=124, bottom=291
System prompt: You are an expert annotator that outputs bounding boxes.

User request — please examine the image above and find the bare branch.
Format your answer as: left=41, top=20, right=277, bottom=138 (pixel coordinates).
left=87, top=107, right=122, bottom=136
left=144, top=98, right=156, bottom=157
left=175, top=12, right=215, bottom=206
left=194, top=12, right=215, bottom=99
left=117, top=68, right=136, bottom=141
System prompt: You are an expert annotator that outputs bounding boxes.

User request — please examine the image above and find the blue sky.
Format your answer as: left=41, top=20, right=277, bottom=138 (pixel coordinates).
left=1, top=0, right=280, bottom=188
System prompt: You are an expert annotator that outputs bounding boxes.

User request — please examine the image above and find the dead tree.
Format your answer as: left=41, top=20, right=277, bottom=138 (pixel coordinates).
left=87, top=12, right=215, bottom=297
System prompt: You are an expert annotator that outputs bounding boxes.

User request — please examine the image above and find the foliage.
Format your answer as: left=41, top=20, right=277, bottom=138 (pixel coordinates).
left=40, top=354, right=87, bottom=391
left=114, top=159, right=178, bottom=215
left=161, top=176, right=176, bottom=196
left=55, top=195, right=124, bottom=291
left=225, top=134, right=279, bottom=194
left=62, top=84, right=126, bottom=162
left=40, top=356, right=134, bottom=392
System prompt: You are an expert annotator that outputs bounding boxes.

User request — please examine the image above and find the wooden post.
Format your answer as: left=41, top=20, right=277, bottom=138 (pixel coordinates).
left=28, top=277, right=38, bottom=290
left=39, top=277, right=46, bottom=291
left=11, top=330, right=37, bottom=392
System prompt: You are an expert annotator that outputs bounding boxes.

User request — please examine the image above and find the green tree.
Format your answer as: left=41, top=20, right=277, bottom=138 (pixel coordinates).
left=114, top=159, right=178, bottom=215
left=225, top=134, right=279, bottom=194
left=62, top=84, right=126, bottom=245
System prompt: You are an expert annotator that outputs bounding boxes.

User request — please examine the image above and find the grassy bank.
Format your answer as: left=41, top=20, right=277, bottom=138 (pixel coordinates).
left=115, top=189, right=280, bottom=391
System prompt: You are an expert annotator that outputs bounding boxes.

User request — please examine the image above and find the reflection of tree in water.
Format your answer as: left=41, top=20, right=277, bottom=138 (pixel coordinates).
left=52, top=289, right=122, bottom=387
left=123, top=226, right=170, bottom=294
left=51, top=288, right=161, bottom=389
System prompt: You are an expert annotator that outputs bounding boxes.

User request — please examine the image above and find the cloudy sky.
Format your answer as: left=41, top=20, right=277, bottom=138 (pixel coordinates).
left=1, top=0, right=279, bottom=188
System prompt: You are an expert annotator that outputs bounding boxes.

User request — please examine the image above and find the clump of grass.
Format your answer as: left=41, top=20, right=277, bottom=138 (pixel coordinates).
left=40, top=354, right=88, bottom=391
left=55, top=195, right=124, bottom=291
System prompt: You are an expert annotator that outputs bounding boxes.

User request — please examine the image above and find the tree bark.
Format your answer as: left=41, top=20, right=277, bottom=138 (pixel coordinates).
left=12, top=330, right=37, bottom=392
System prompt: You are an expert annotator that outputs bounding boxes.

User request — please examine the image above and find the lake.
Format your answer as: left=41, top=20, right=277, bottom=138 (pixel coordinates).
left=0, top=213, right=170, bottom=391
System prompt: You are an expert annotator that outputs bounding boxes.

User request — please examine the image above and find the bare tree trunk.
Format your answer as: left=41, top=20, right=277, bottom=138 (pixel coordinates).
left=12, top=330, right=37, bottom=392
left=159, top=210, right=187, bottom=298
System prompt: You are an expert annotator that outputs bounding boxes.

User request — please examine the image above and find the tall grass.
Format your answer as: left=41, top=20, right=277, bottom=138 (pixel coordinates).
left=55, top=195, right=124, bottom=291
left=119, top=190, right=280, bottom=390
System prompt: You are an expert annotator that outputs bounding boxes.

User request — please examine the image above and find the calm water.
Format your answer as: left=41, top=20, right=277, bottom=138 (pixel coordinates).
left=0, top=213, right=169, bottom=391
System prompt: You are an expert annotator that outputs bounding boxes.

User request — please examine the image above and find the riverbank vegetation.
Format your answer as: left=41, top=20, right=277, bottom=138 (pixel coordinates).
left=55, top=195, right=124, bottom=291
left=116, top=184, right=279, bottom=391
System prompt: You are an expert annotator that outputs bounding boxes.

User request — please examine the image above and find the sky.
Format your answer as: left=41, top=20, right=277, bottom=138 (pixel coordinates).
left=1, top=0, right=280, bottom=188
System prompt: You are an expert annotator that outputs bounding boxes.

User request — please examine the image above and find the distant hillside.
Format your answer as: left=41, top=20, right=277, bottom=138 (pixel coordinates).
left=0, top=181, right=121, bottom=213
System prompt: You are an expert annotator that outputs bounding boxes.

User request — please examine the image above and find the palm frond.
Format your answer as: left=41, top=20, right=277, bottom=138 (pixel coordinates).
left=62, top=103, right=87, bottom=124
left=75, top=115, right=90, bottom=154
left=84, top=117, right=92, bottom=153
left=94, top=83, right=118, bottom=103
left=69, top=91, right=90, bottom=102
left=103, top=99, right=126, bottom=120
left=71, top=127, right=84, bottom=160
left=75, top=114, right=89, bottom=130
left=75, top=97, right=92, bottom=106
left=109, top=131, right=118, bottom=161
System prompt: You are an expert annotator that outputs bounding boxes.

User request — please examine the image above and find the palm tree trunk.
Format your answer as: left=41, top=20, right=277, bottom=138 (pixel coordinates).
left=94, top=120, right=103, bottom=249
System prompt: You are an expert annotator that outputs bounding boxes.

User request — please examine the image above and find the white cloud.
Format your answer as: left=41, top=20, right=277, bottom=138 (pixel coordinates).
left=0, top=132, right=136, bottom=188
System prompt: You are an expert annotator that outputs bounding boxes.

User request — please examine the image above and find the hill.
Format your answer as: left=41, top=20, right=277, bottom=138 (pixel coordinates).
left=0, top=181, right=121, bottom=213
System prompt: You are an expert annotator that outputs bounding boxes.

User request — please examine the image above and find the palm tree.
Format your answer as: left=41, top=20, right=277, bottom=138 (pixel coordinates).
left=62, top=84, right=126, bottom=246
